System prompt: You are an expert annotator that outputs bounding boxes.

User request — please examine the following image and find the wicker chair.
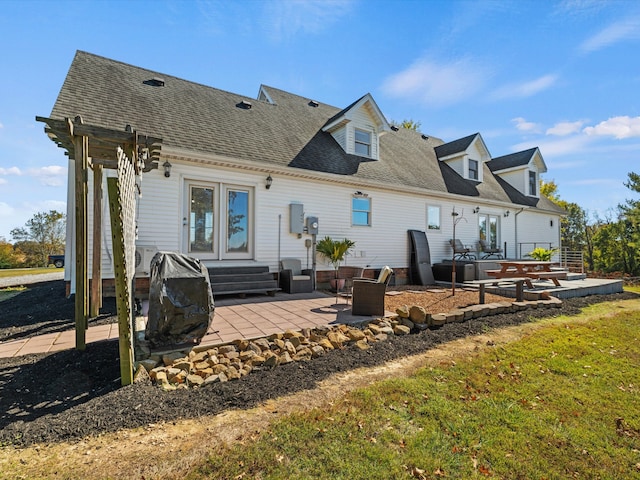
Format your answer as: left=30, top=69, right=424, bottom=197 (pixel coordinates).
left=478, top=239, right=504, bottom=259
left=351, top=266, right=393, bottom=316
left=280, top=258, right=313, bottom=293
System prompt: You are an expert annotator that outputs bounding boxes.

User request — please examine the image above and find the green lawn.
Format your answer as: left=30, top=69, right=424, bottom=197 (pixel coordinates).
left=0, top=267, right=59, bottom=278
left=191, top=298, right=640, bottom=479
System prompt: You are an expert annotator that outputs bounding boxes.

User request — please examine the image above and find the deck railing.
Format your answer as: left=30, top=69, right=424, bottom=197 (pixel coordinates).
left=517, top=242, right=554, bottom=259
left=560, top=248, right=585, bottom=273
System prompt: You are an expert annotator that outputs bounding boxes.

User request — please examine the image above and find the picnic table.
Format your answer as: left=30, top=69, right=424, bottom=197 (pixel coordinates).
left=486, top=260, right=567, bottom=287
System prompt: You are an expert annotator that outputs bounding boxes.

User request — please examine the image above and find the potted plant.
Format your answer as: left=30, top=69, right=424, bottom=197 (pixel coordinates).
left=316, top=236, right=356, bottom=292
left=527, top=247, right=558, bottom=262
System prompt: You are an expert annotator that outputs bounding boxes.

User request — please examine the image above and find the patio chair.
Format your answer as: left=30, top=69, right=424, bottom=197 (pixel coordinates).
left=449, top=239, right=476, bottom=260
left=351, top=266, right=394, bottom=316
left=337, top=265, right=364, bottom=304
left=280, top=258, right=313, bottom=293
left=478, top=239, right=504, bottom=259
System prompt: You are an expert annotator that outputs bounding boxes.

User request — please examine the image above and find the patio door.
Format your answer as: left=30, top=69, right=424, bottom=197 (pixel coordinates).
left=185, top=181, right=254, bottom=260
left=478, top=214, right=499, bottom=248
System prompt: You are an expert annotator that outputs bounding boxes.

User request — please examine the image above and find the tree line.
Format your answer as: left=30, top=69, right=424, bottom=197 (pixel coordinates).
left=544, top=171, right=640, bottom=277
left=0, top=210, right=65, bottom=268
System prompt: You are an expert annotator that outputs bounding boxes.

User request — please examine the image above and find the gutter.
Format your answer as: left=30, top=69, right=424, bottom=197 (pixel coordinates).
left=513, top=207, right=526, bottom=258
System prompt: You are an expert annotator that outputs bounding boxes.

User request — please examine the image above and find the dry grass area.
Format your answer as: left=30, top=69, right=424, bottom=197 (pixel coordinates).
left=384, top=285, right=509, bottom=314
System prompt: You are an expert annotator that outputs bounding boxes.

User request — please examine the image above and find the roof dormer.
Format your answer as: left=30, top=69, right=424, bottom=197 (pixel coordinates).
left=321, top=93, right=391, bottom=160
left=434, top=133, right=491, bottom=182
left=487, top=147, right=547, bottom=198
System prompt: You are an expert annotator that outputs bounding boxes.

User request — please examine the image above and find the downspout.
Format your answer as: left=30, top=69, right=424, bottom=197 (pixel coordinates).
left=513, top=208, right=526, bottom=259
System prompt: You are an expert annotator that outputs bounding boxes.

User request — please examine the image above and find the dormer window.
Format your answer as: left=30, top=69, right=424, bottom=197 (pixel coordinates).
left=529, top=171, right=537, bottom=196
left=469, top=159, right=479, bottom=180
left=355, top=129, right=371, bottom=157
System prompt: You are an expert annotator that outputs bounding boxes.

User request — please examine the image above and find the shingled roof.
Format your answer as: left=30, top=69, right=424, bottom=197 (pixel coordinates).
left=434, top=133, right=480, bottom=159
left=49, top=51, right=563, bottom=213
left=487, top=147, right=539, bottom=172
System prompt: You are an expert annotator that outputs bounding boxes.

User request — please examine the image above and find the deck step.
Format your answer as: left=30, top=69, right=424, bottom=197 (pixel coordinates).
left=208, top=265, right=278, bottom=297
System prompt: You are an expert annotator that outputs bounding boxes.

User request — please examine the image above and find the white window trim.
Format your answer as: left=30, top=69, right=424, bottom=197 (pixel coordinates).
left=183, top=179, right=255, bottom=260
left=354, top=128, right=372, bottom=158
left=426, top=204, right=441, bottom=232
left=352, top=195, right=372, bottom=226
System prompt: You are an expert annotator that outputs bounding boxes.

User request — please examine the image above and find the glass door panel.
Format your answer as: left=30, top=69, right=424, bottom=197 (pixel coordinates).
left=189, top=185, right=215, bottom=253
left=223, top=186, right=253, bottom=259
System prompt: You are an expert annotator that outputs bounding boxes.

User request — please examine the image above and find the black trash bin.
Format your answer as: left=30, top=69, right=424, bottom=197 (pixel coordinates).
left=145, top=252, right=215, bottom=349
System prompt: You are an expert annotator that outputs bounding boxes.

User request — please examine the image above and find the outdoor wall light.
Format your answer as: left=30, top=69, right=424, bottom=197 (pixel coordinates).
left=473, top=206, right=480, bottom=214
left=354, top=191, right=368, bottom=197
left=163, top=160, right=172, bottom=178
left=504, top=210, right=510, bottom=217
left=265, top=174, right=273, bottom=189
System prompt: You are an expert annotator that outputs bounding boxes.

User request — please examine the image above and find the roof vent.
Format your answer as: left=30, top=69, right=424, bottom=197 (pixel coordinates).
left=390, top=125, right=399, bottom=131
left=143, top=77, right=165, bottom=87
left=237, top=100, right=253, bottom=110
left=421, top=134, right=429, bottom=140
left=308, top=100, right=319, bottom=107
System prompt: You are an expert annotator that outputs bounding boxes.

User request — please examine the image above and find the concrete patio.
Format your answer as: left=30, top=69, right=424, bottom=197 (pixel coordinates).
left=0, top=276, right=624, bottom=359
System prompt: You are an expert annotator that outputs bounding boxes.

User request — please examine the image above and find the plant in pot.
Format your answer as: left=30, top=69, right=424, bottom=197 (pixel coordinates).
left=527, top=247, right=558, bottom=262
left=316, top=236, right=356, bottom=294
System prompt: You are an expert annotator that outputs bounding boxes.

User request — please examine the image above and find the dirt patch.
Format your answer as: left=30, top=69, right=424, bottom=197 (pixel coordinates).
left=0, top=280, right=637, bottom=449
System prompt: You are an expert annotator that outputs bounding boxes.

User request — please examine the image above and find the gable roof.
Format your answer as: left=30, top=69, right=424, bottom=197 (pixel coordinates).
left=487, top=147, right=545, bottom=172
left=434, top=133, right=479, bottom=159
left=48, top=51, right=563, bottom=214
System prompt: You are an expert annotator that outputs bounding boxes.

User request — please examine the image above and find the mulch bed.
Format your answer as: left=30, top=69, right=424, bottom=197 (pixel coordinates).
left=0, top=280, right=637, bottom=447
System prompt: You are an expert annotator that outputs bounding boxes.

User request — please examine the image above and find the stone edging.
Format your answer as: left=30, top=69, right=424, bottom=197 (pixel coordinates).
left=136, top=296, right=563, bottom=390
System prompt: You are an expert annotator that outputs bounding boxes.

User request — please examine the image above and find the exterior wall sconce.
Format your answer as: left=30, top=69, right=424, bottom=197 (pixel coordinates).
left=473, top=206, right=480, bottom=214
left=354, top=191, right=368, bottom=197
left=504, top=210, right=510, bottom=217
left=265, top=174, right=273, bottom=189
left=163, top=160, right=172, bottom=178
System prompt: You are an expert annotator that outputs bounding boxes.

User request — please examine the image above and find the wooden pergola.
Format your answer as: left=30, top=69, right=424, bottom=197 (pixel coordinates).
left=36, top=114, right=161, bottom=383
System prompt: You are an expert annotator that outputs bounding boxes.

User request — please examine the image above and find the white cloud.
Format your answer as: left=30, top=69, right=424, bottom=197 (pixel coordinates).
left=381, top=57, right=491, bottom=107
left=0, top=166, right=22, bottom=176
left=512, top=117, right=542, bottom=133
left=546, top=121, right=584, bottom=136
left=513, top=135, right=592, bottom=157
left=579, top=17, right=640, bottom=53
left=0, top=122, right=4, bottom=129
left=583, top=116, right=640, bottom=139
left=0, top=178, right=7, bottom=185
left=264, top=0, right=354, bottom=41
left=490, top=74, right=558, bottom=100
left=26, top=165, right=67, bottom=187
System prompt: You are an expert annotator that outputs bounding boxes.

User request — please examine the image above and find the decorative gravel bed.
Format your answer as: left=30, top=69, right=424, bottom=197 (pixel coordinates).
left=0, top=280, right=637, bottom=447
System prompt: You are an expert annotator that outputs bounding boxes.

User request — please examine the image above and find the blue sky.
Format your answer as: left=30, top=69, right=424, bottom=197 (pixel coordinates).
left=1, top=0, right=639, bottom=241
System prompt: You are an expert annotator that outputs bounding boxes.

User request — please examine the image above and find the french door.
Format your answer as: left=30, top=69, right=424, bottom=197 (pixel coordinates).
left=185, top=182, right=253, bottom=260
left=478, top=214, right=499, bottom=248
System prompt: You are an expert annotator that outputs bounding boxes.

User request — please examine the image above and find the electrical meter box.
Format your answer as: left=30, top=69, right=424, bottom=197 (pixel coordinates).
left=306, top=216, right=319, bottom=235
left=290, top=203, right=304, bottom=234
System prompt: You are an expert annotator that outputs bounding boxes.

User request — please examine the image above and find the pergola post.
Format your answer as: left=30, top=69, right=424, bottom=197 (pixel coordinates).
left=91, top=163, right=103, bottom=317
left=71, top=116, right=89, bottom=350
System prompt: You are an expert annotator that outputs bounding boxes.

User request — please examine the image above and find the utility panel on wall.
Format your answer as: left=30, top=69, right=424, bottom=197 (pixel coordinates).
left=290, top=203, right=304, bottom=234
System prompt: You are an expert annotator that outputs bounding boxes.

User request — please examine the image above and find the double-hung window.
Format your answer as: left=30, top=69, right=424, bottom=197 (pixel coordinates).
left=529, top=171, right=537, bottom=196
left=352, top=196, right=371, bottom=226
left=354, top=129, right=371, bottom=157
left=469, top=159, right=479, bottom=180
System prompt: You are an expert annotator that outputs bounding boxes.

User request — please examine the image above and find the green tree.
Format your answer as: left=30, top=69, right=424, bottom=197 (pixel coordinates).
left=0, top=237, right=22, bottom=269
left=400, top=119, right=421, bottom=131
left=10, top=210, right=66, bottom=267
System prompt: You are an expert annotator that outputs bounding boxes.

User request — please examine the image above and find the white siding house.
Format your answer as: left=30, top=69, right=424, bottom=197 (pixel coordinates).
left=46, top=51, right=566, bottom=291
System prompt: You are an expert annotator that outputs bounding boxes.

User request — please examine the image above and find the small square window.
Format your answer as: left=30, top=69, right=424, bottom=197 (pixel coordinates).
left=352, top=196, right=371, bottom=226
left=355, top=129, right=371, bottom=157
left=427, top=205, right=441, bottom=230
left=469, top=159, right=479, bottom=180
